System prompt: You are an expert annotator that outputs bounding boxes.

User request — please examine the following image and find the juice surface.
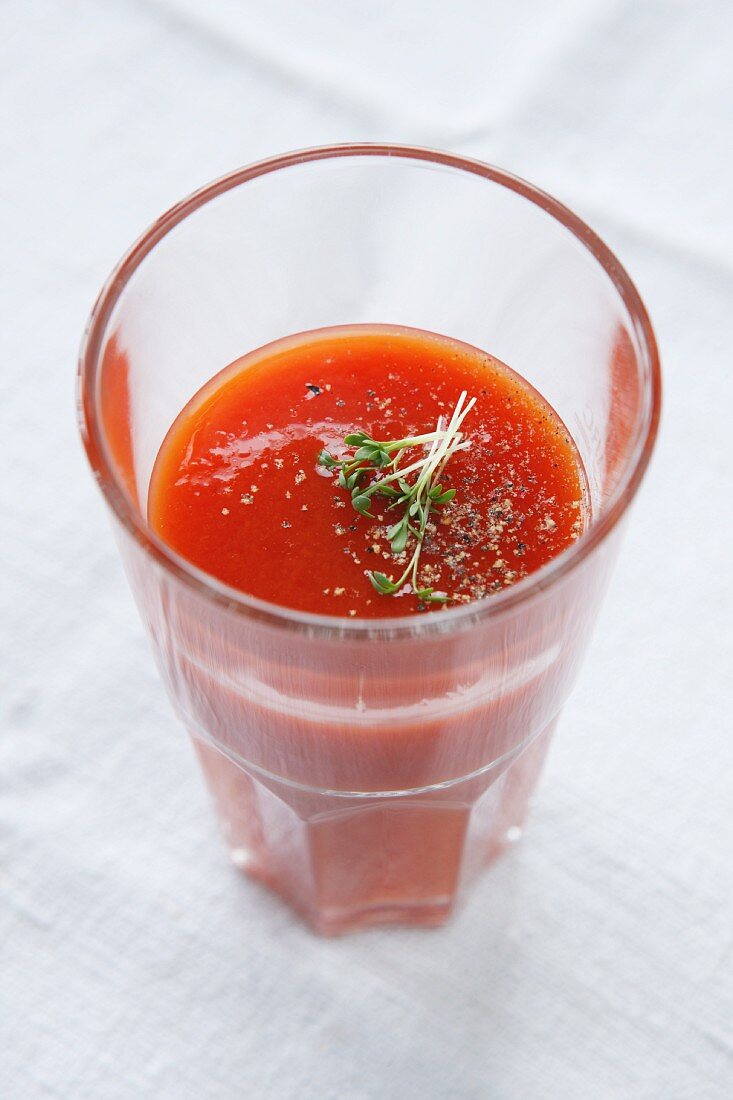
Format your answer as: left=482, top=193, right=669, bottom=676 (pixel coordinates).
left=149, top=326, right=586, bottom=617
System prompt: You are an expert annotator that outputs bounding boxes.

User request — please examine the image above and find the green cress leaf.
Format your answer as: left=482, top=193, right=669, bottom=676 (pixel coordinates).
left=317, top=392, right=476, bottom=606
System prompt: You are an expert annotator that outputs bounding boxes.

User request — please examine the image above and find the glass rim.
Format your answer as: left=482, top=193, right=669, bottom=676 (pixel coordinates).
left=77, top=142, right=662, bottom=639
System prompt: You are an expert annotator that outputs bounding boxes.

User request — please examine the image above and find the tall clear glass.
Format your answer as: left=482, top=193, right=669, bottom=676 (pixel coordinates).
left=78, top=145, right=661, bottom=934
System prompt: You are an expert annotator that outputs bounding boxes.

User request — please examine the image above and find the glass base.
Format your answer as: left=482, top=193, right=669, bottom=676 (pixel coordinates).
left=234, top=848, right=457, bottom=934
left=193, top=720, right=554, bottom=935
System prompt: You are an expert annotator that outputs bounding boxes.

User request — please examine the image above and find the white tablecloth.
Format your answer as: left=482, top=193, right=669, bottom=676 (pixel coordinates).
left=2, top=2, right=732, bottom=1097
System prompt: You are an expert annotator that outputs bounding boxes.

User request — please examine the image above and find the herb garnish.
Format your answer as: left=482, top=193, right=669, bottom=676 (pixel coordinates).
left=317, top=392, right=476, bottom=603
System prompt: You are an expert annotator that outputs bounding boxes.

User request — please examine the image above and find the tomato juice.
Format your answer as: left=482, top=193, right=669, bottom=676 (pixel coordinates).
left=143, top=326, right=589, bottom=932
left=149, top=326, right=585, bottom=617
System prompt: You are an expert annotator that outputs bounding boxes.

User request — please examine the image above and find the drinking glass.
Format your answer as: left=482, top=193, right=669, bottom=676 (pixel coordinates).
left=78, top=145, right=661, bottom=934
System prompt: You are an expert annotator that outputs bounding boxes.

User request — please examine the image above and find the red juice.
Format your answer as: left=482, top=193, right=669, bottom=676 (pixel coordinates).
left=149, top=326, right=585, bottom=616
left=146, top=326, right=588, bottom=932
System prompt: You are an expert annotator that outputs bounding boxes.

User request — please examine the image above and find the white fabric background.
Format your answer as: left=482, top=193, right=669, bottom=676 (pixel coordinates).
left=2, top=2, right=732, bottom=1097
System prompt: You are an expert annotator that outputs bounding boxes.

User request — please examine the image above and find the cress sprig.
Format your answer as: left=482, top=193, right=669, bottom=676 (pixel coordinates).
left=317, top=391, right=476, bottom=603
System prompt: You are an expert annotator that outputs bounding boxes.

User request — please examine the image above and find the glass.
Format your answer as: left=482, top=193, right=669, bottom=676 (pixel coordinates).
left=78, top=145, right=661, bottom=934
